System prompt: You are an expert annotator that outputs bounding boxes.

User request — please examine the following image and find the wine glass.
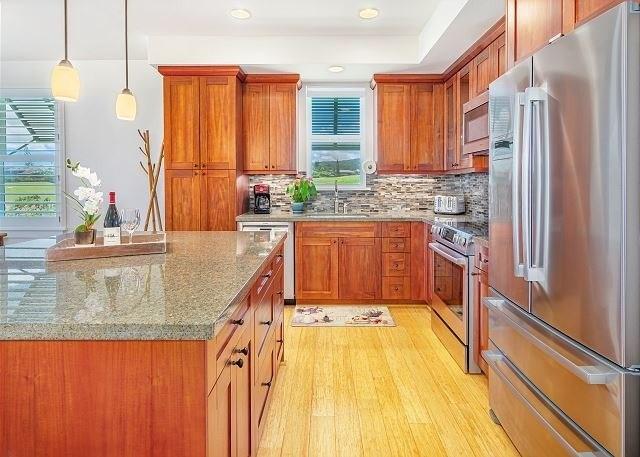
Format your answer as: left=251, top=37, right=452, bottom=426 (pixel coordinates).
left=120, top=208, right=141, bottom=244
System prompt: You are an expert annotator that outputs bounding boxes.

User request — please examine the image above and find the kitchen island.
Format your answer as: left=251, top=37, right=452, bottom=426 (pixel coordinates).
left=0, top=231, right=286, bottom=457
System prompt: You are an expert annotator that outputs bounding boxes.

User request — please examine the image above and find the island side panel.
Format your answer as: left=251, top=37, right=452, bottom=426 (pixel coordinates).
left=0, top=340, right=207, bottom=457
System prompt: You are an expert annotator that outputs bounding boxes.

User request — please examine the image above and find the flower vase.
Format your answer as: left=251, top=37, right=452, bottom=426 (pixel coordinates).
left=74, top=229, right=96, bottom=246
left=291, top=202, right=305, bottom=214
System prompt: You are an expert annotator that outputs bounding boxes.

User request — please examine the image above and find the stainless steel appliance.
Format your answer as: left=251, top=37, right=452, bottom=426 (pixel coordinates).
left=434, top=195, right=466, bottom=215
left=486, top=4, right=640, bottom=456
left=237, top=221, right=294, bottom=300
left=429, top=222, right=484, bottom=373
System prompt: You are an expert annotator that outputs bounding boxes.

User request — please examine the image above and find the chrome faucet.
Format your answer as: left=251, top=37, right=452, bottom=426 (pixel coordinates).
left=333, top=180, right=340, bottom=213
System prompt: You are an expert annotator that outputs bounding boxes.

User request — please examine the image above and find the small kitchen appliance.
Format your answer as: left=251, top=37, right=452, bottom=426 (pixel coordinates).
left=434, top=195, right=466, bottom=215
left=253, top=184, right=271, bottom=214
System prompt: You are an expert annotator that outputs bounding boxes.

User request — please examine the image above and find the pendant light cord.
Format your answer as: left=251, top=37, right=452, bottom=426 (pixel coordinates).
left=124, top=0, right=129, bottom=89
left=64, top=0, right=68, bottom=60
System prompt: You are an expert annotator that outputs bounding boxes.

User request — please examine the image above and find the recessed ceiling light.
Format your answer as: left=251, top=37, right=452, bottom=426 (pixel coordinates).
left=328, top=65, right=344, bottom=73
left=359, top=8, right=379, bottom=20
left=230, top=9, right=251, bottom=19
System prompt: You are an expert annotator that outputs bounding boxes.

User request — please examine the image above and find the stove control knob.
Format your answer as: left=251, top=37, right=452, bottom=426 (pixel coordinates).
left=460, top=238, right=467, bottom=247
left=452, top=234, right=459, bottom=244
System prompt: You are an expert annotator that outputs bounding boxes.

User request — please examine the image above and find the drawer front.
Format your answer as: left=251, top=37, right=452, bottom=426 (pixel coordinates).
left=275, top=315, right=284, bottom=367
left=295, top=222, right=380, bottom=238
left=252, top=262, right=274, bottom=304
left=273, top=246, right=284, bottom=272
left=486, top=349, right=608, bottom=457
left=486, top=294, right=627, bottom=456
left=273, top=267, right=285, bottom=321
left=381, top=277, right=411, bottom=300
left=382, top=237, right=410, bottom=253
left=382, top=222, right=411, bottom=238
left=207, top=296, right=250, bottom=394
left=254, top=282, right=275, bottom=357
left=383, top=253, right=410, bottom=277
left=256, top=336, right=276, bottom=433
left=474, top=244, right=489, bottom=271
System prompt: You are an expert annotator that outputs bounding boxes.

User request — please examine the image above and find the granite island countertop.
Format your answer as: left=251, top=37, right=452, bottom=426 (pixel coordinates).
left=0, top=232, right=285, bottom=341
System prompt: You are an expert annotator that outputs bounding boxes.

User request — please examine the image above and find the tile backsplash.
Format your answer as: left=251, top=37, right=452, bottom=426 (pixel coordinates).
left=248, top=173, right=488, bottom=222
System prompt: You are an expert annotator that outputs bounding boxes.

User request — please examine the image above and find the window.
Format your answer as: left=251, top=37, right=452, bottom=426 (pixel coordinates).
left=306, top=87, right=367, bottom=189
left=0, top=92, right=64, bottom=230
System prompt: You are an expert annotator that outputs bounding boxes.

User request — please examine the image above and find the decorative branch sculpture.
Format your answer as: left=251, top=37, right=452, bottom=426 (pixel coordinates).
left=137, top=129, right=164, bottom=231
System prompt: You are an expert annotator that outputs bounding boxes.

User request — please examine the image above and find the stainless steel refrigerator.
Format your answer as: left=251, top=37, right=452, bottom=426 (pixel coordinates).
left=486, top=3, right=640, bottom=456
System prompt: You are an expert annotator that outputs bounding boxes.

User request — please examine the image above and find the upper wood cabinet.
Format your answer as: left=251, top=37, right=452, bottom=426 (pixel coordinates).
left=163, top=73, right=242, bottom=170
left=377, top=82, right=444, bottom=173
left=469, top=47, right=494, bottom=98
left=444, top=76, right=458, bottom=173
left=164, top=76, right=200, bottom=170
left=563, top=0, right=625, bottom=32
left=493, top=33, right=507, bottom=78
left=243, top=79, right=298, bottom=174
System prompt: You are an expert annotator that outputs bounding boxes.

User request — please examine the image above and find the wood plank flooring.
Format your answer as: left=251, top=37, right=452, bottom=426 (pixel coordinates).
left=257, top=305, right=519, bottom=457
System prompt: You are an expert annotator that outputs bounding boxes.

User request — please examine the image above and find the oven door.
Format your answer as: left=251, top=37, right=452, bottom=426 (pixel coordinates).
left=429, top=242, right=469, bottom=344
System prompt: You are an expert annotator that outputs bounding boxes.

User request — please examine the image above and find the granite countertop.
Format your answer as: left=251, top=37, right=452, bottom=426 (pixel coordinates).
left=236, top=209, right=474, bottom=224
left=0, top=232, right=285, bottom=341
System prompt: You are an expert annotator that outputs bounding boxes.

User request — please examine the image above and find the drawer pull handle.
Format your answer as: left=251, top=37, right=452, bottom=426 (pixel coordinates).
left=276, top=339, right=284, bottom=343
left=262, top=273, right=272, bottom=278
left=276, top=254, right=283, bottom=259
left=231, top=318, right=245, bottom=326
left=261, top=380, right=272, bottom=387
left=261, top=320, right=273, bottom=326
left=277, top=291, right=283, bottom=296
left=234, top=347, right=249, bottom=356
left=471, top=272, right=481, bottom=276
left=394, top=287, right=399, bottom=292
left=230, top=359, right=244, bottom=368
left=393, top=263, right=399, bottom=268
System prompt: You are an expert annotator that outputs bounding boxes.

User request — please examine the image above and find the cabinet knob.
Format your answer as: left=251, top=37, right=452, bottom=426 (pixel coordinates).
left=262, top=272, right=272, bottom=278
left=231, top=318, right=245, bottom=326
left=264, top=165, right=268, bottom=169
left=471, top=272, right=481, bottom=276
left=193, top=163, right=198, bottom=168
left=276, top=339, right=284, bottom=343
left=271, top=165, right=275, bottom=169
left=261, top=380, right=272, bottom=387
left=230, top=359, right=244, bottom=368
left=394, top=287, right=399, bottom=292
left=235, top=347, right=249, bottom=356
left=393, top=263, right=399, bottom=268
left=260, top=320, right=273, bottom=326
left=277, top=291, right=283, bottom=296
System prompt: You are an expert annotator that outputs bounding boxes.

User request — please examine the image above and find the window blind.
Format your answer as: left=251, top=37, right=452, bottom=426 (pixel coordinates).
left=311, top=97, right=361, bottom=135
left=0, top=96, right=61, bottom=223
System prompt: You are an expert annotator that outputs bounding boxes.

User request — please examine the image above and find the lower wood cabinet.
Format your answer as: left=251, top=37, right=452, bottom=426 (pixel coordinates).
left=338, top=237, right=381, bottom=299
left=295, top=236, right=339, bottom=300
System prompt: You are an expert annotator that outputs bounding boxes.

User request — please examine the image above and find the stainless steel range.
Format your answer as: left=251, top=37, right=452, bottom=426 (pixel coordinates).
left=428, top=222, right=485, bottom=374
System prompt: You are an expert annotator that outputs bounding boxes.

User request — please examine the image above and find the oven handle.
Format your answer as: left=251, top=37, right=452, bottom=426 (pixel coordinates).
left=428, top=243, right=467, bottom=267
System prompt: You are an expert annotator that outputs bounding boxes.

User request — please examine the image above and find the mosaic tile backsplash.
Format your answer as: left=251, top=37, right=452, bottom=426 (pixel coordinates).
left=248, top=173, right=489, bottom=222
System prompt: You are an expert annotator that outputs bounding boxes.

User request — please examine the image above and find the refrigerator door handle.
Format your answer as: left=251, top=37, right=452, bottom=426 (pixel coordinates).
left=512, top=92, right=526, bottom=277
left=483, top=298, right=618, bottom=385
left=526, top=86, right=548, bottom=283
left=521, top=88, right=533, bottom=281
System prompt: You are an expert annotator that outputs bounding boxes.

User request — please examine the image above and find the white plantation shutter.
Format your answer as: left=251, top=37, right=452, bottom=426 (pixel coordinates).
left=0, top=94, right=63, bottom=229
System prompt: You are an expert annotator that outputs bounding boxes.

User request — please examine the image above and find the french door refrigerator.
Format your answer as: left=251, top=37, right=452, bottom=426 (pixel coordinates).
left=486, top=3, right=640, bottom=456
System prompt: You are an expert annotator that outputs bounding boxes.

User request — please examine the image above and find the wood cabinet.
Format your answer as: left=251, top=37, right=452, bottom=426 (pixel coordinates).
left=444, top=75, right=458, bottom=173
left=469, top=47, right=494, bottom=98
left=296, top=221, right=426, bottom=303
left=160, top=67, right=248, bottom=231
left=243, top=81, right=298, bottom=174
left=473, top=243, right=490, bottom=374
left=563, top=0, right=625, bottom=32
left=377, top=82, right=444, bottom=173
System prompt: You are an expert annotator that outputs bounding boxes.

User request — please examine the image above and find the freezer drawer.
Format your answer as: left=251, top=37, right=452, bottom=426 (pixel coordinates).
left=486, top=292, right=639, bottom=456
left=485, top=348, right=609, bottom=457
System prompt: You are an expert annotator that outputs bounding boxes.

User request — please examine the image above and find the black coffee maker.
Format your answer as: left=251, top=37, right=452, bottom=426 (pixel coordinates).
left=253, top=184, right=271, bottom=214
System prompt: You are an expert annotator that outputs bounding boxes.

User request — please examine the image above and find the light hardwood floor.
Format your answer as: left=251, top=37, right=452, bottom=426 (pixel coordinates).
left=257, top=305, right=519, bottom=457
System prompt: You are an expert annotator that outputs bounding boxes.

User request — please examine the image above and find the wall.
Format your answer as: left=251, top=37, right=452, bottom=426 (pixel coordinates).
left=248, top=173, right=489, bottom=222
left=1, top=59, right=164, bottom=240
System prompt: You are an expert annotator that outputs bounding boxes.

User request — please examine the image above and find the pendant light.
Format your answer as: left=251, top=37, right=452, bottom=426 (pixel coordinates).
left=116, top=0, right=137, bottom=120
left=51, top=0, right=80, bottom=102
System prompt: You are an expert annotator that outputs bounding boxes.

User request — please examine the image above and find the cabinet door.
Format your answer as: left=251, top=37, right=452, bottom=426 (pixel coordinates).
left=208, top=361, right=235, bottom=457
left=165, top=169, right=201, bottom=231
left=164, top=76, right=200, bottom=170
left=507, top=0, right=562, bottom=65
left=474, top=267, right=490, bottom=373
left=295, top=237, right=339, bottom=300
left=200, top=76, right=239, bottom=170
left=410, top=84, right=443, bottom=172
left=200, top=170, right=235, bottom=231
left=470, top=47, right=494, bottom=98
left=563, top=0, right=622, bottom=32
left=234, top=324, right=253, bottom=457
left=338, top=237, right=381, bottom=300
left=377, top=84, right=410, bottom=172
left=457, top=68, right=472, bottom=170
left=268, top=84, right=297, bottom=173
left=410, top=222, right=425, bottom=301
left=443, top=76, right=458, bottom=171
left=243, top=83, right=270, bottom=172
left=492, top=33, right=507, bottom=79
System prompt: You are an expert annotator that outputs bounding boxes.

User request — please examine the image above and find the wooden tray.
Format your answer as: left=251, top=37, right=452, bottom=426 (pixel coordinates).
left=45, top=232, right=167, bottom=262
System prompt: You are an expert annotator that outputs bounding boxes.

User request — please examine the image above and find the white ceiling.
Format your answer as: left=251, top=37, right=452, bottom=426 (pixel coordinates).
left=1, top=0, right=504, bottom=80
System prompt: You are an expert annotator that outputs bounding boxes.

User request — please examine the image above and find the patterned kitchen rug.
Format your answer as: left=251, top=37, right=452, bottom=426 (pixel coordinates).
left=291, top=305, right=396, bottom=327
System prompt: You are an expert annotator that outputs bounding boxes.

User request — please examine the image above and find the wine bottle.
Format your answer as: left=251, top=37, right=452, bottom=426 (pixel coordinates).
left=103, top=191, right=121, bottom=246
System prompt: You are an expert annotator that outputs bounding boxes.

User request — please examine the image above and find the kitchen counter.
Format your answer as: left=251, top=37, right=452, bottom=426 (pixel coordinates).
left=236, top=209, right=474, bottom=224
left=0, top=231, right=285, bottom=340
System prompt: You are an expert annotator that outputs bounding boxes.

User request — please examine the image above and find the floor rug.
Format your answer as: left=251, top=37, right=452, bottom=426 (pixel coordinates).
left=291, top=305, right=396, bottom=327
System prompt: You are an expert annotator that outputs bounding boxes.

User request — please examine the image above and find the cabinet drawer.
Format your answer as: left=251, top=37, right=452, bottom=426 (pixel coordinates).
left=383, top=253, right=411, bottom=277
left=273, top=246, right=284, bottom=272
left=252, top=262, right=274, bottom=304
left=256, top=335, right=276, bottom=434
left=295, top=221, right=380, bottom=238
left=275, top=315, right=284, bottom=367
left=474, top=244, right=489, bottom=271
left=382, top=237, right=410, bottom=253
left=254, top=282, right=274, bottom=357
left=382, top=222, right=411, bottom=238
left=207, top=296, right=250, bottom=394
left=273, top=267, right=284, bottom=321
left=382, top=277, right=411, bottom=300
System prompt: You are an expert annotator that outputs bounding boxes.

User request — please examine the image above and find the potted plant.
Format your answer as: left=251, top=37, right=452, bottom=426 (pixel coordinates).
left=286, top=176, right=317, bottom=213
left=64, top=159, right=104, bottom=246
